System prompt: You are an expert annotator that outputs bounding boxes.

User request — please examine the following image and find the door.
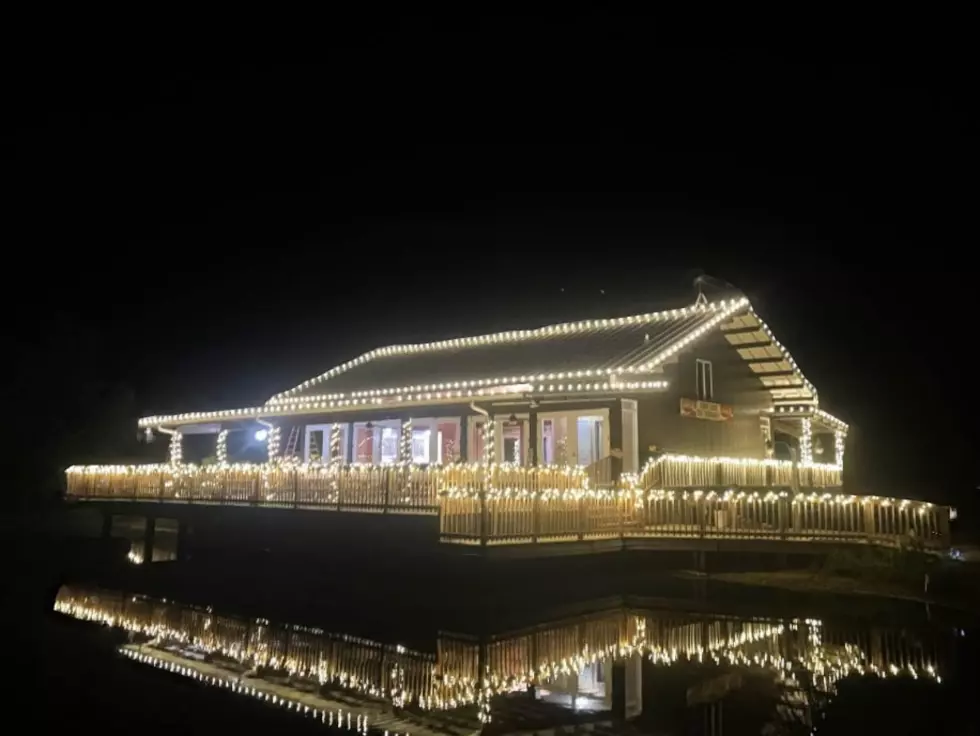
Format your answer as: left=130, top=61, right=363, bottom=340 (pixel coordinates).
left=467, top=415, right=529, bottom=464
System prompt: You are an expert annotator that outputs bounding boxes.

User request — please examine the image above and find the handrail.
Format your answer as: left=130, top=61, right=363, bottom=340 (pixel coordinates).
left=65, top=459, right=948, bottom=552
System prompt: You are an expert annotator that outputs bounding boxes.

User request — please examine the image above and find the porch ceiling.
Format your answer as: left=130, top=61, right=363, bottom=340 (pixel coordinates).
left=721, top=312, right=816, bottom=404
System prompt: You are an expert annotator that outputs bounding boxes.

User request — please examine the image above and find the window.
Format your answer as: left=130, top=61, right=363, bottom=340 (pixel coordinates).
left=538, top=410, right=610, bottom=467
left=437, top=420, right=460, bottom=463
left=351, top=420, right=400, bottom=464
left=696, top=358, right=714, bottom=401
left=379, top=427, right=400, bottom=463
left=411, top=427, right=431, bottom=463
left=502, top=419, right=524, bottom=464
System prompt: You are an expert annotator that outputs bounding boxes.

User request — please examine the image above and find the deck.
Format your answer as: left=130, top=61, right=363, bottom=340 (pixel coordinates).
left=66, top=455, right=950, bottom=553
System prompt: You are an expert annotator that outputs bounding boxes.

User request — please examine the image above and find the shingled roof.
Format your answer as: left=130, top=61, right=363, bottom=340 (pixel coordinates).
left=269, top=298, right=750, bottom=403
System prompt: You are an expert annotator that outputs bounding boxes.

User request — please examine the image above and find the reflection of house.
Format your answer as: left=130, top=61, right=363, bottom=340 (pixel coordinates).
left=135, top=293, right=848, bottom=480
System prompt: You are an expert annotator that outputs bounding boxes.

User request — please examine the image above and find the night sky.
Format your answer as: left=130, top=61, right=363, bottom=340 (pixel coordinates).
left=7, top=36, right=977, bottom=517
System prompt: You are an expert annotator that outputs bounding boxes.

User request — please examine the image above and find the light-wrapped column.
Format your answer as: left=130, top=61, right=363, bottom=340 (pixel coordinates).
left=216, top=429, right=229, bottom=465
left=169, top=431, right=183, bottom=466
left=800, top=418, right=813, bottom=465
left=267, top=426, right=281, bottom=463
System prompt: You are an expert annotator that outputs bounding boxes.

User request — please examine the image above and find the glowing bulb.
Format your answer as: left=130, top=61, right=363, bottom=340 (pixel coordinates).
left=254, top=429, right=268, bottom=442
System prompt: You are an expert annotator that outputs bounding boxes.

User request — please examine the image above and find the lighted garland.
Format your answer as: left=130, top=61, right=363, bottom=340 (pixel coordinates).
left=55, top=588, right=943, bottom=725
left=267, top=426, right=281, bottom=463
left=800, top=417, right=813, bottom=465
left=216, top=430, right=229, bottom=465
left=168, top=431, right=183, bottom=466
left=63, top=456, right=933, bottom=511
left=138, top=379, right=669, bottom=429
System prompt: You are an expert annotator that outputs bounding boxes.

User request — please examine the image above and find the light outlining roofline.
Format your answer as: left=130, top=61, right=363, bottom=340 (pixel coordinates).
left=267, top=297, right=748, bottom=404
left=769, top=406, right=849, bottom=434
left=137, top=295, right=826, bottom=430
left=744, top=307, right=818, bottom=403
left=136, top=379, right=670, bottom=429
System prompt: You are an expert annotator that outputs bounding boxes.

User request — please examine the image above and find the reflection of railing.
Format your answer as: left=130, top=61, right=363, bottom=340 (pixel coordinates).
left=54, top=584, right=946, bottom=722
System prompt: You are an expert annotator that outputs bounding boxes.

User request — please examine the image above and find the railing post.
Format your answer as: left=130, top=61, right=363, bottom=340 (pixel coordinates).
left=292, top=469, right=299, bottom=508
left=479, top=490, right=488, bottom=547
left=532, top=493, right=539, bottom=544
left=384, top=467, right=393, bottom=514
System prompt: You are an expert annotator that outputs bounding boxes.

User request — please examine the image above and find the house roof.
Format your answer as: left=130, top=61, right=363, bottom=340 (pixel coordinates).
left=267, top=298, right=750, bottom=404
left=137, top=294, right=842, bottom=430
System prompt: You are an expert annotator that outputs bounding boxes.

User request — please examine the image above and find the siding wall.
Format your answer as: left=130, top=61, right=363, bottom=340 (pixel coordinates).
left=634, top=329, right=774, bottom=464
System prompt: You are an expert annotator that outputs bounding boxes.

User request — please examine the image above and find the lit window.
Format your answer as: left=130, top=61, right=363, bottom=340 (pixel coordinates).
left=696, top=359, right=714, bottom=401
left=380, top=427, right=400, bottom=464
left=411, top=428, right=431, bottom=463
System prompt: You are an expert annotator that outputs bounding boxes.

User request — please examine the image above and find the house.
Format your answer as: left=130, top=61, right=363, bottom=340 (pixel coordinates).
left=133, top=293, right=847, bottom=482
left=68, top=292, right=957, bottom=558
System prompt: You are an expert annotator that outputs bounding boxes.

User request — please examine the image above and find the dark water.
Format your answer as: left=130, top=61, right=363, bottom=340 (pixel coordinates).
left=34, top=549, right=978, bottom=736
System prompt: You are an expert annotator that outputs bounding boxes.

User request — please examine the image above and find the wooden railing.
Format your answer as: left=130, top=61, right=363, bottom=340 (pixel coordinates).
left=66, top=459, right=946, bottom=551
left=438, top=491, right=951, bottom=551
left=639, top=455, right=842, bottom=489
left=65, top=462, right=587, bottom=514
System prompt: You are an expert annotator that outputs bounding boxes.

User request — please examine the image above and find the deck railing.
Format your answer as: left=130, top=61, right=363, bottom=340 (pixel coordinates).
left=639, top=455, right=842, bottom=489
left=67, top=457, right=945, bottom=550
left=438, top=490, right=950, bottom=550
left=65, top=462, right=587, bottom=514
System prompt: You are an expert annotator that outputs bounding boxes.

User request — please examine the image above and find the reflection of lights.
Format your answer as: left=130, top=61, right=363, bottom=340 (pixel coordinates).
left=55, top=586, right=945, bottom=721
left=254, top=429, right=268, bottom=442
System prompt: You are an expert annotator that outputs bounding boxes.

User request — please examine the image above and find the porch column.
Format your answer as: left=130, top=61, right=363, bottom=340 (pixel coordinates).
left=400, top=419, right=413, bottom=464
left=400, top=419, right=413, bottom=508
left=609, top=400, right=624, bottom=481
left=267, top=425, right=281, bottom=463
left=481, top=416, right=495, bottom=546
left=528, top=408, right=538, bottom=466
left=799, top=417, right=813, bottom=465
left=458, top=416, right=469, bottom=462
left=168, top=430, right=183, bottom=465
left=216, top=429, right=229, bottom=465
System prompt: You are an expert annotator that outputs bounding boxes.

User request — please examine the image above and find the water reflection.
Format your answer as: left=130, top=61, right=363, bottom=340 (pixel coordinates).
left=54, top=584, right=957, bottom=734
